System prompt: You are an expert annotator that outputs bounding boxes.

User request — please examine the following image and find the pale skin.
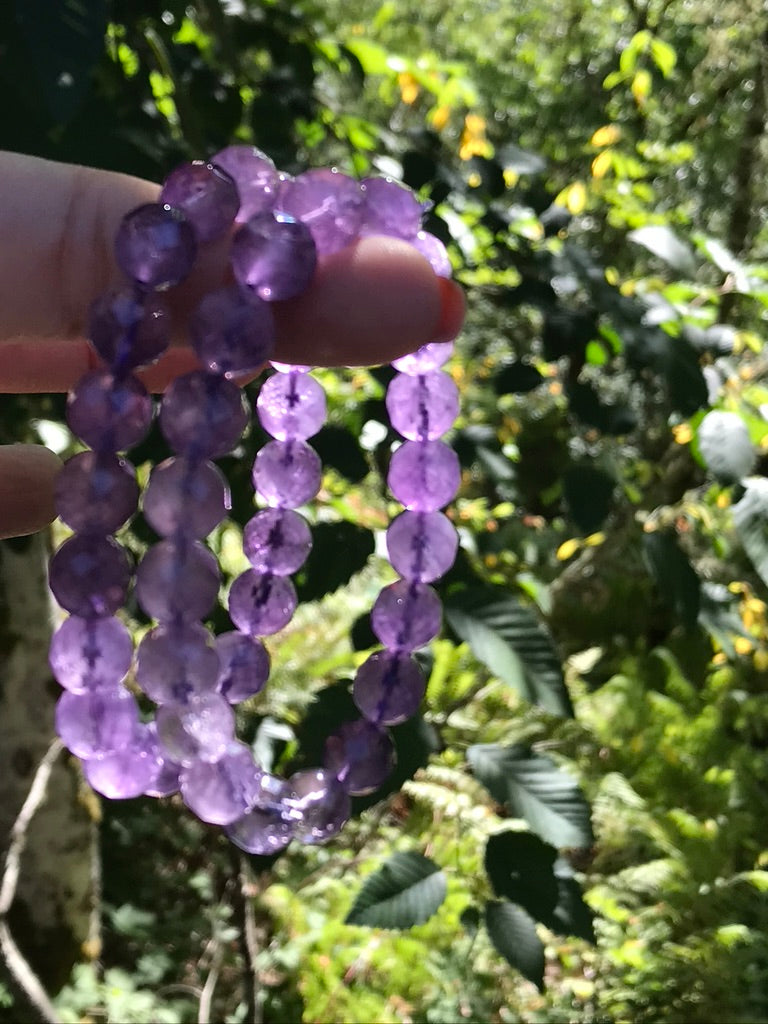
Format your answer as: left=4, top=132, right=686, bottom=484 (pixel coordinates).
left=0, top=152, right=466, bottom=540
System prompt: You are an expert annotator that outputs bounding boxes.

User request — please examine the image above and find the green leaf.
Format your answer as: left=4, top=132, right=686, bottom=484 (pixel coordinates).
left=494, top=361, right=544, bottom=395
left=697, top=410, right=756, bottom=482
left=733, top=480, right=768, bottom=590
left=548, top=858, right=596, bottom=942
left=485, top=900, right=545, bottom=990
left=642, top=531, right=700, bottom=631
left=485, top=831, right=558, bottom=920
left=445, top=588, right=573, bottom=717
left=650, top=38, right=677, bottom=77
left=295, top=521, right=374, bottom=601
left=628, top=225, right=696, bottom=276
left=346, top=852, right=446, bottom=929
left=468, top=744, right=593, bottom=848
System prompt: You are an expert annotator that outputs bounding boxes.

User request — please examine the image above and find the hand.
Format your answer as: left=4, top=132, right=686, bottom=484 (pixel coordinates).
left=0, top=152, right=465, bottom=540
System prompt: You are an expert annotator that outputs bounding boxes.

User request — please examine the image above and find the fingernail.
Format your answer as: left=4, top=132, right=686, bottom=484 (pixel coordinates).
left=430, top=277, right=466, bottom=343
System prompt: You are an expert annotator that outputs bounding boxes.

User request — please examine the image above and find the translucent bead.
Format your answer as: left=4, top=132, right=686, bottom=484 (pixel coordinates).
left=243, top=508, right=311, bottom=575
left=84, top=744, right=157, bottom=800
left=212, top=145, right=279, bottom=223
left=324, top=719, right=395, bottom=796
left=283, top=768, right=351, bottom=844
left=67, top=371, right=153, bottom=452
left=391, top=341, right=454, bottom=375
left=228, top=570, right=297, bottom=636
left=190, top=286, right=275, bottom=378
left=227, top=804, right=293, bottom=855
left=160, top=161, right=240, bottom=242
left=387, top=439, right=461, bottom=511
left=55, top=451, right=139, bottom=534
left=89, top=288, right=170, bottom=372
left=270, top=361, right=312, bottom=374
left=252, top=439, right=321, bottom=508
left=256, top=372, right=326, bottom=441
left=143, top=723, right=181, bottom=798
left=277, top=169, right=363, bottom=255
left=360, top=176, right=424, bottom=239
left=386, top=511, right=458, bottom=582
left=156, top=693, right=235, bottom=765
left=180, top=743, right=260, bottom=826
left=135, top=540, right=220, bottom=623
left=408, top=230, right=452, bottom=278
left=49, top=615, right=133, bottom=694
left=160, top=371, right=248, bottom=458
left=370, top=579, right=442, bottom=651
left=115, top=203, right=197, bottom=289
left=353, top=650, right=426, bottom=726
left=385, top=371, right=459, bottom=441
left=215, top=631, right=270, bottom=704
left=56, top=689, right=139, bottom=758
left=136, top=622, right=220, bottom=704
left=231, top=211, right=317, bottom=301
left=143, top=457, right=229, bottom=539
left=48, top=535, right=132, bottom=619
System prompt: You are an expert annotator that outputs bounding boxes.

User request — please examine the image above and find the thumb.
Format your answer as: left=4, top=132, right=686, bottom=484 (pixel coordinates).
left=0, top=445, right=62, bottom=540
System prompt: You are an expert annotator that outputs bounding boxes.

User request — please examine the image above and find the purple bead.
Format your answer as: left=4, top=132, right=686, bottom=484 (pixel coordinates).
left=215, top=631, right=270, bottom=703
left=56, top=689, right=139, bottom=758
left=212, top=145, right=279, bottom=223
left=143, top=457, right=229, bottom=539
left=324, top=720, right=395, bottom=795
left=84, top=744, right=157, bottom=800
left=386, top=511, right=458, bottom=582
left=386, top=371, right=460, bottom=441
left=391, top=341, right=454, bottom=375
left=277, top=169, right=364, bottom=255
left=48, top=535, right=132, bottom=618
left=136, top=622, right=220, bottom=704
left=252, top=440, right=322, bottom=508
left=49, top=615, right=133, bottom=694
left=89, top=288, right=170, bottom=372
left=156, top=692, right=235, bottom=765
left=228, top=570, right=297, bottom=636
left=270, top=361, right=312, bottom=374
left=180, top=743, right=259, bottom=826
left=135, top=540, right=220, bottom=623
left=55, top=452, right=139, bottom=534
left=160, top=161, right=240, bottom=242
left=353, top=651, right=426, bottom=726
left=115, top=203, right=197, bottom=289
left=387, top=440, right=461, bottom=511
left=407, top=231, right=452, bottom=278
left=283, top=768, right=351, bottom=844
left=370, top=579, right=442, bottom=651
left=227, top=803, right=293, bottom=855
left=360, top=176, right=424, bottom=239
left=160, top=371, right=248, bottom=458
left=143, top=723, right=181, bottom=797
left=190, top=286, right=275, bottom=378
left=243, top=508, right=311, bottom=575
left=67, top=371, right=153, bottom=452
left=256, top=372, right=326, bottom=440
left=232, top=212, right=318, bottom=301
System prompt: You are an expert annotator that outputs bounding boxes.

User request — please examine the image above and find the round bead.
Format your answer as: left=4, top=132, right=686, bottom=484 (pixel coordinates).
left=160, top=161, right=240, bottom=242
left=135, top=540, right=220, bottom=623
left=386, top=511, right=458, bottom=582
left=89, top=288, right=170, bottom=372
left=143, top=723, right=181, bottom=798
left=256, top=372, right=326, bottom=440
left=385, top=371, right=460, bottom=441
left=55, top=451, right=138, bottom=535
left=155, top=693, right=235, bottom=765
left=56, top=689, right=139, bottom=758
left=370, top=579, right=442, bottom=651
left=143, top=457, right=229, bottom=539
left=49, top=615, right=133, bottom=694
left=270, top=361, right=312, bottom=374
left=243, top=508, right=311, bottom=575
left=277, top=169, right=363, bottom=255
left=190, top=285, right=275, bottom=378
left=215, top=631, right=270, bottom=704
left=227, top=804, right=293, bottom=855
left=353, top=651, right=426, bottom=726
left=408, top=230, right=452, bottom=278
left=84, top=744, right=157, bottom=800
left=136, top=622, right=220, bottom=704
left=212, top=145, right=279, bottom=223
left=231, top=211, right=317, bottom=301
left=67, top=371, right=153, bottom=452
left=283, top=768, right=351, bottom=844
left=115, top=203, right=197, bottom=289
left=252, top=440, right=322, bottom=508
left=360, top=176, right=424, bottom=239
left=387, top=439, right=460, bottom=511
left=228, top=570, right=297, bottom=636
left=48, top=535, right=132, bottom=619
left=391, top=341, right=454, bottom=375
left=324, top=719, right=396, bottom=795
left=160, top=371, right=248, bottom=458
left=180, top=743, right=259, bottom=826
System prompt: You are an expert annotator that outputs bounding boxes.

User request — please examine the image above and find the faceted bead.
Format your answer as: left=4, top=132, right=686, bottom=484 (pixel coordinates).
left=270, top=361, right=312, bottom=374
left=55, top=452, right=139, bottom=534
left=370, top=579, right=442, bottom=651
left=84, top=741, right=157, bottom=800
left=243, top=508, right=311, bottom=575
left=115, top=203, right=197, bottom=289
left=135, top=539, right=220, bottom=623
left=212, top=145, right=279, bottom=223
left=282, top=768, right=351, bottom=844
left=227, top=803, right=293, bottom=855
left=89, top=288, right=170, bottom=372
left=360, top=176, right=424, bottom=239
left=143, top=457, right=229, bottom=538
left=136, top=622, right=220, bottom=704
left=180, top=743, right=259, bottom=826
left=391, top=341, right=454, bottom=375
left=386, top=511, right=458, bottom=582
left=160, top=161, right=240, bottom=243
left=143, top=723, right=181, bottom=798
left=48, top=535, right=132, bottom=619
left=156, top=692, right=235, bottom=765
left=56, top=689, right=139, bottom=758
left=386, top=371, right=459, bottom=441
left=408, top=230, right=452, bottom=278
left=228, top=570, right=297, bottom=636
left=67, top=371, right=153, bottom=452
left=353, top=650, right=426, bottom=726
left=231, top=212, right=317, bottom=301
left=160, top=371, right=248, bottom=458
left=387, top=440, right=461, bottom=511
left=190, top=286, right=275, bottom=378
left=216, top=631, right=270, bottom=704
left=277, top=169, right=364, bottom=255
left=324, top=719, right=395, bottom=796
left=252, top=439, right=321, bottom=508
left=256, top=372, right=326, bottom=440
left=49, top=615, right=133, bottom=694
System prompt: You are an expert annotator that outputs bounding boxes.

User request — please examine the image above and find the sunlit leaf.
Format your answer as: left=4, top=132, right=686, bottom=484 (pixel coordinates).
left=346, top=852, right=446, bottom=928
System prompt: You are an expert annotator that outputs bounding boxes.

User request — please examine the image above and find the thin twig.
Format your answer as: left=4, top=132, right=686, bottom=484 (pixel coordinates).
left=230, top=851, right=261, bottom=1024
left=197, top=938, right=222, bottom=1024
left=0, top=922, right=59, bottom=1024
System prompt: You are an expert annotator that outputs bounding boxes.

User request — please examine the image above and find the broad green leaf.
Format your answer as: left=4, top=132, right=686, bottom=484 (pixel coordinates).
left=485, top=900, right=545, bottom=990
left=697, top=410, right=756, bottom=481
left=628, top=225, right=696, bottom=276
left=485, top=831, right=558, bottom=920
left=642, top=531, right=700, bottom=631
left=345, top=852, right=446, bottom=929
left=494, top=361, right=544, bottom=395
left=295, top=521, right=374, bottom=601
left=650, top=38, right=676, bottom=77
left=733, top=480, right=768, bottom=590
